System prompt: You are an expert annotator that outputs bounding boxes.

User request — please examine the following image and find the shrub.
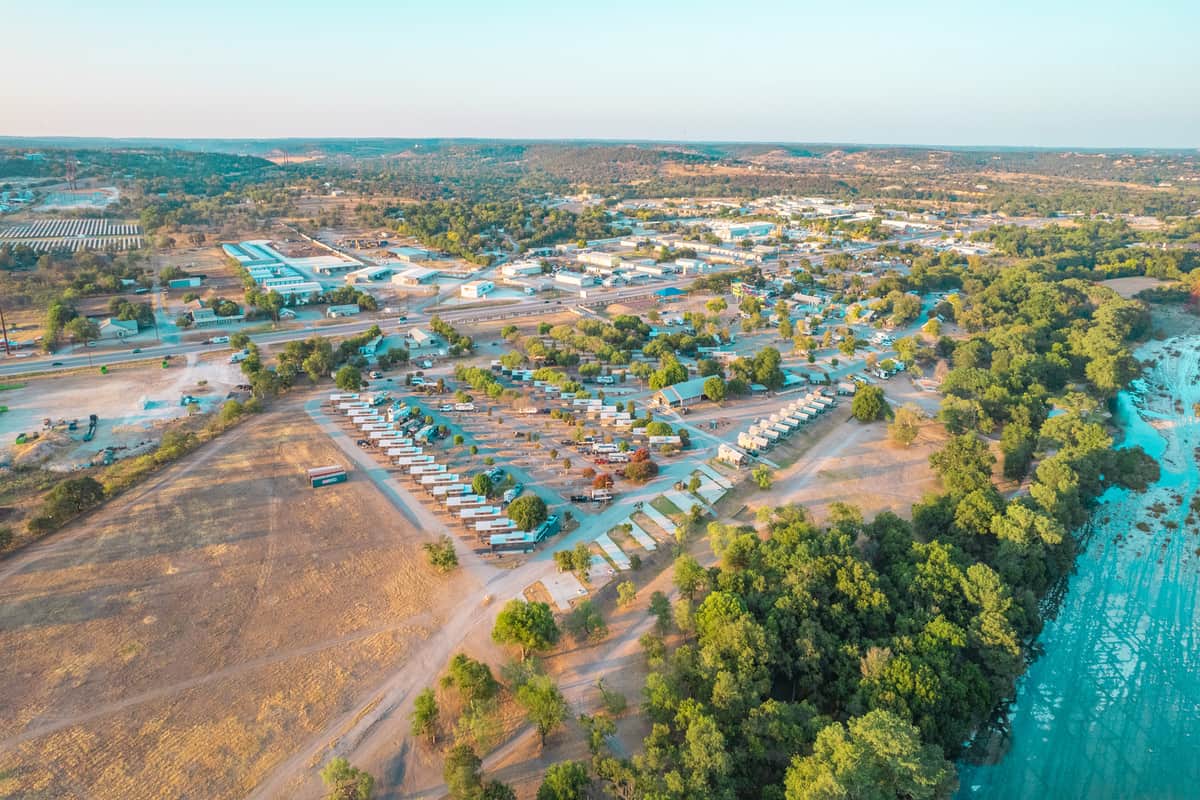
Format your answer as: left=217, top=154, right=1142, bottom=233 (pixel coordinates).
left=624, top=460, right=659, bottom=483
left=423, top=536, right=459, bottom=573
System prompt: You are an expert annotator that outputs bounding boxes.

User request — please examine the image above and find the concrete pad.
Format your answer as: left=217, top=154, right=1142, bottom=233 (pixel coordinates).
left=594, top=533, right=631, bottom=570
left=666, top=489, right=706, bottom=516
left=626, top=521, right=658, bottom=552
left=696, top=463, right=734, bottom=489
left=641, top=505, right=676, bottom=537
left=542, top=571, right=588, bottom=610
left=589, top=554, right=617, bottom=588
left=694, top=476, right=727, bottom=505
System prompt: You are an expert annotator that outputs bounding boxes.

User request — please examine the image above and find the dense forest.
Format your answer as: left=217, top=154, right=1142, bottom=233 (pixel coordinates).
left=540, top=261, right=1159, bottom=800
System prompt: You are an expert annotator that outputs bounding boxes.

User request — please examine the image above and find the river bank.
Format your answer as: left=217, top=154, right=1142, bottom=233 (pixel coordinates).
left=959, top=309, right=1200, bottom=798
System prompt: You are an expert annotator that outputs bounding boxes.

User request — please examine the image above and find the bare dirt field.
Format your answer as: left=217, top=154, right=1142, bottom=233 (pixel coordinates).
left=0, top=356, right=243, bottom=472
left=0, top=407, right=468, bottom=800
left=746, top=413, right=946, bottom=523
left=1099, top=276, right=1172, bottom=299
left=151, top=246, right=247, bottom=301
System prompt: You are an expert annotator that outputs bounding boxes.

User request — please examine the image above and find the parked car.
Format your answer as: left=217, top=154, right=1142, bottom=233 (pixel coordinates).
left=355, top=439, right=372, bottom=448
left=502, top=484, right=523, bottom=504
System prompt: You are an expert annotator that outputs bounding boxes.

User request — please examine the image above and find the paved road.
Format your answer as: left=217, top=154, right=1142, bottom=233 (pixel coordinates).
left=0, top=287, right=659, bottom=378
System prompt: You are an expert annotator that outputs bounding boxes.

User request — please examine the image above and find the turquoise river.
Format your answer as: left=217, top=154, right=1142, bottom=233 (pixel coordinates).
left=959, top=334, right=1200, bottom=799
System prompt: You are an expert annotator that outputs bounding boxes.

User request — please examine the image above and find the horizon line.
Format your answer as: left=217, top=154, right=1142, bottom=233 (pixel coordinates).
left=0, top=134, right=1197, bottom=153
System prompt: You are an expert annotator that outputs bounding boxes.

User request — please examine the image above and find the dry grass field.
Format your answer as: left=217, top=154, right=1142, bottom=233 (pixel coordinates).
left=0, top=407, right=466, bottom=799
left=747, top=415, right=946, bottom=524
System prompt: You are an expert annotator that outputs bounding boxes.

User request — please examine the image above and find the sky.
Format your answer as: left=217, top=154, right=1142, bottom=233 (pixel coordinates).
left=3, top=0, right=1198, bottom=147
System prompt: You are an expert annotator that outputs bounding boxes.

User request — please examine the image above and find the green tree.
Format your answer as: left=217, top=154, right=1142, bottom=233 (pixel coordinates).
left=411, top=687, right=439, bottom=744
left=563, top=599, right=607, bottom=642
left=492, top=599, right=559, bottom=659
left=319, top=756, right=374, bottom=800
left=930, top=434, right=995, bottom=496
left=673, top=554, right=707, bottom=600
left=784, top=709, right=954, bottom=800
left=482, top=781, right=517, bottom=800
left=537, top=761, right=591, bottom=800
left=302, top=339, right=336, bottom=383
left=649, top=354, right=688, bottom=390
left=852, top=385, right=888, bottom=422
left=65, top=316, right=100, bottom=344
left=516, top=674, right=569, bottom=748
left=443, top=652, right=499, bottom=703
left=648, top=590, right=672, bottom=634
left=617, top=580, right=637, bottom=607
left=444, top=744, right=483, bottom=800
left=889, top=404, right=922, bottom=446
left=752, top=463, right=774, bottom=490
left=472, top=473, right=494, bottom=497
left=335, top=364, right=363, bottom=392
left=508, top=494, right=548, bottom=531
left=703, top=375, right=727, bottom=403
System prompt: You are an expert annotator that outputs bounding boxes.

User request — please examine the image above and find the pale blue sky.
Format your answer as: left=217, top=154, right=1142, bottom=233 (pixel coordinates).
left=3, top=0, right=1197, bottom=146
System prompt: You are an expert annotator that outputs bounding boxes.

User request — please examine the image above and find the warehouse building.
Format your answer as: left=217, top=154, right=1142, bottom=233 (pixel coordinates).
left=391, top=266, right=441, bottom=286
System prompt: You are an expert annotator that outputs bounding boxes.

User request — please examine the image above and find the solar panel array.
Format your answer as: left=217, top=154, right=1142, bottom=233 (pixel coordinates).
left=0, top=219, right=141, bottom=238
left=7, top=237, right=145, bottom=253
left=0, top=218, right=144, bottom=252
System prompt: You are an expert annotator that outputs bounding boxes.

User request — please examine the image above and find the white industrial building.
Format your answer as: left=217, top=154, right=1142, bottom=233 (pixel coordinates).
left=576, top=251, right=620, bottom=269
left=500, top=261, right=544, bottom=278
left=555, top=272, right=594, bottom=288
left=345, top=265, right=393, bottom=283
left=461, top=280, right=495, bottom=299
left=674, top=257, right=710, bottom=274
left=710, top=221, right=776, bottom=242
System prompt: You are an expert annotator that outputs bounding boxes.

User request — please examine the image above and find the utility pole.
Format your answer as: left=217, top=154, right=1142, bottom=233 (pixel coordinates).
left=0, top=304, right=10, bottom=355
